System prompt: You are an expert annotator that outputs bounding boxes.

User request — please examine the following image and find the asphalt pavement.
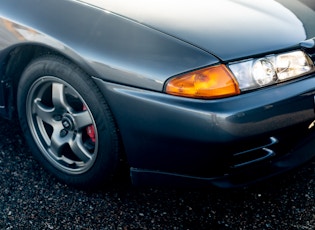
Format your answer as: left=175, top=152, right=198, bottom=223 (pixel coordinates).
left=0, top=118, right=314, bottom=229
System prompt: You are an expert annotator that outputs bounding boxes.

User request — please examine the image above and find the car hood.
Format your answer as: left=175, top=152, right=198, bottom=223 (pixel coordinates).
left=83, top=0, right=315, bottom=61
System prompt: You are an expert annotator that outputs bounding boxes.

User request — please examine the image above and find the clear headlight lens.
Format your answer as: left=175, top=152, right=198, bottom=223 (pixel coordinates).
left=252, top=58, right=277, bottom=86
left=229, top=50, right=314, bottom=91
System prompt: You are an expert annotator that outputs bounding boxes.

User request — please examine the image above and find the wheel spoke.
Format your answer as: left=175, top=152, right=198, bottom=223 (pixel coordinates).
left=52, top=83, right=72, bottom=112
left=73, top=110, right=93, bottom=130
left=34, top=99, right=55, bottom=125
left=69, top=134, right=92, bottom=163
left=49, top=130, right=68, bottom=158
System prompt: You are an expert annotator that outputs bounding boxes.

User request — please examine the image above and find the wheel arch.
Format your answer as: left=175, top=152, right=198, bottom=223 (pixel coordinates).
left=2, top=44, right=129, bottom=178
left=1, top=43, right=97, bottom=119
left=4, top=44, right=130, bottom=176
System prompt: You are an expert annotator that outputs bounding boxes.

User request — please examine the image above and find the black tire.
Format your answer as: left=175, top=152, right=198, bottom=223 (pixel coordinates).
left=17, top=55, right=120, bottom=189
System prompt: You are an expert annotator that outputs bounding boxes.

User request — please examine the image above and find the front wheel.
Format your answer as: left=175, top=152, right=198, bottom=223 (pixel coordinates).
left=17, top=56, right=120, bottom=189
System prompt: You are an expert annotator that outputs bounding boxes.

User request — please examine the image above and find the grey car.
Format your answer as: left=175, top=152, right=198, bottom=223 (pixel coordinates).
left=0, top=0, right=315, bottom=189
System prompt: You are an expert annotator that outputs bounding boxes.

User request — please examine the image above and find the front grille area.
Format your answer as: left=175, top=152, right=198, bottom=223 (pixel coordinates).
left=303, top=42, right=315, bottom=63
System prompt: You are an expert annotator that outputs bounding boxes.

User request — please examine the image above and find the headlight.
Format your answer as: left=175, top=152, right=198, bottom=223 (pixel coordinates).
left=165, top=50, right=314, bottom=99
left=229, top=50, right=314, bottom=91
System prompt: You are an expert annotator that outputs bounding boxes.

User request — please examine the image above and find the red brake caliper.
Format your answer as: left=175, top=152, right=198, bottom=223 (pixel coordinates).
left=83, top=105, right=96, bottom=143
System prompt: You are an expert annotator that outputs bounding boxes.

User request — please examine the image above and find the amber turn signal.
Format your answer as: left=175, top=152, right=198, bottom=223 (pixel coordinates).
left=165, top=65, right=240, bottom=99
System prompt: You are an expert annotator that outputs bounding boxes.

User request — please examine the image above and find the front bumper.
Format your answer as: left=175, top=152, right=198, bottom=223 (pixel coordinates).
left=94, top=74, right=315, bottom=188
left=129, top=129, right=315, bottom=188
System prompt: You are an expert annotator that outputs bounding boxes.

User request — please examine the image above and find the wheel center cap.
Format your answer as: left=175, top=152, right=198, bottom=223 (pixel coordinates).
left=61, top=115, right=74, bottom=131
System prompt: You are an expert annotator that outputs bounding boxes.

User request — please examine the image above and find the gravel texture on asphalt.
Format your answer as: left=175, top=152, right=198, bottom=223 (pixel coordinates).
left=0, top=118, right=314, bottom=229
